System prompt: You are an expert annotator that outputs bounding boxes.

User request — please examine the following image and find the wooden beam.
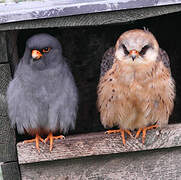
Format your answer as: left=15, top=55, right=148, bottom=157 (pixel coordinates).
left=20, top=147, right=181, bottom=179
left=1, top=0, right=181, bottom=25
left=0, top=39, right=20, bottom=179
left=1, top=5, right=181, bottom=31
left=0, top=32, right=8, bottom=63
left=6, top=31, right=19, bottom=74
left=17, top=123, right=181, bottom=164
left=0, top=64, right=17, bottom=163
left=0, top=0, right=162, bottom=24
left=1, top=162, right=21, bottom=180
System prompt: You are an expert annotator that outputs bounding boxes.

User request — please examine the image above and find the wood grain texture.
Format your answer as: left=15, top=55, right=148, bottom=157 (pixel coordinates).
left=0, top=64, right=11, bottom=115
left=0, top=32, right=8, bottom=62
left=0, top=64, right=17, bottom=163
left=0, top=117, right=17, bottom=162
left=1, top=162, right=21, bottom=180
left=20, top=147, right=181, bottom=180
left=0, top=4, right=181, bottom=31
left=0, top=0, right=180, bottom=25
left=0, top=49, right=20, bottom=178
left=17, top=123, right=181, bottom=164
left=6, top=31, right=19, bottom=74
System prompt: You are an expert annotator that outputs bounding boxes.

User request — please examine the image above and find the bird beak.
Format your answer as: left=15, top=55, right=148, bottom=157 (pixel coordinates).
left=32, top=50, right=43, bottom=60
left=129, top=50, right=139, bottom=61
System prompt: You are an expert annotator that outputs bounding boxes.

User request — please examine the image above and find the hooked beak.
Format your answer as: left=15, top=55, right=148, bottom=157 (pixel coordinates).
left=129, top=50, right=139, bottom=61
left=32, top=50, right=42, bottom=60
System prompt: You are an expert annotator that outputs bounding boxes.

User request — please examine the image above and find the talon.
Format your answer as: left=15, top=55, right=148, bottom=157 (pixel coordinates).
left=135, top=128, right=143, bottom=139
left=125, top=129, right=133, bottom=137
left=105, top=129, right=132, bottom=145
left=105, top=129, right=122, bottom=134
left=135, top=124, right=158, bottom=144
left=23, top=133, right=44, bottom=152
left=45, top=132, right=65, bottom=152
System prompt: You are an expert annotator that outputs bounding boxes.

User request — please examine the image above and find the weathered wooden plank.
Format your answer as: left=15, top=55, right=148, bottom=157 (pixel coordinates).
left=0, top=64, right=17, bottom=163
left=0, top=64, right=11, bottom=116
left=0, top=0, right=181, bottom=25
left=1, top=162, right=21, bottom=180
left=20, top=147, right=181, bottom=179
left=17, top=123, right=181, bottom=164
left=6, top=31, right=19, bottom=74
left=0, top=64, right=11, bottom=95
left=0, top=32, right=8, bottom=62
left=1, top=4, right=181, bottom=30
left=0, top=115, right=17, bottom=162
left=0, top=32, right=21, bottom=179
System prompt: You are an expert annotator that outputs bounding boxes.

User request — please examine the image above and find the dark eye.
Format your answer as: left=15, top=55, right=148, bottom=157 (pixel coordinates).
left=140, top=45, right=150, bottom=56
left=42, top=47, right=51, bottom=53
left=122, top=44, right=129, bottom=55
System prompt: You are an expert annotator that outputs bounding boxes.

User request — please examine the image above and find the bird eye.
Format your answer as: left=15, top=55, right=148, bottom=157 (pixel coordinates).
left=122, top=44, right=129, bottom=55
left=140, top=45, right=150, bottom=56
left=42, top=47, right=51, bottom=53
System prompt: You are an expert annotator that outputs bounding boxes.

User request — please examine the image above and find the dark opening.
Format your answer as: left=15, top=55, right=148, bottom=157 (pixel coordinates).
left=13, top=11, right=181, bottom=142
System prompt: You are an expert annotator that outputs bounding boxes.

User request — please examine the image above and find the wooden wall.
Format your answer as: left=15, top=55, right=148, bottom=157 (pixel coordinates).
left=0, top=32, right=20, bottom=179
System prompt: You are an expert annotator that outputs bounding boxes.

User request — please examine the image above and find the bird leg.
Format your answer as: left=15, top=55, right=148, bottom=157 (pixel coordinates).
left=23, top=133, right=44, bottom=152
left=135, top=124, right=158, bottom=144
left=105, top=129, right=132, bottom=145
left=45, top=132, right=65, bottom=152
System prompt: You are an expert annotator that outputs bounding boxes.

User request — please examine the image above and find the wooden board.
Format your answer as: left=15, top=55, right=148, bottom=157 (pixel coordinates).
left=0, top=64, right=11, bottom=96
left=17, top=123, right=181, bottom=164
left=1, top=162, right=21, bottom=180
left=20, top=146, right=181, bottom=179
left=1, top=4, right=181, bottom=30
left=0, top=0, right=181, bottom=25
left=0, top=115, right=17, bottom=163
left=6, top=31, right=19, bottom=74
left=0, top=63, right=11, bottom=117
left=0, top=40, right=21, bottom=179
left=0, top=32, right=8, bottom=62
left=0, top=64, right=17, bottom=163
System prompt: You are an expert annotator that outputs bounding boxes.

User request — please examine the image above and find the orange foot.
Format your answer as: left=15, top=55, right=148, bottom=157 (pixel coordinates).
left=105, top=129, right=132, bottom=145
left=135, top=124, right=158, bottom=144
left=45, top=132, right=65, bottom=152
left=23, top=133, right=44, bottom=152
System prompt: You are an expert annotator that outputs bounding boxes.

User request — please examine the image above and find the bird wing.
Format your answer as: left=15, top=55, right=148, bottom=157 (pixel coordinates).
left=158, top=48, right=171, bottom=69
left=7, top=76, right=41, bottom=134
left=100, top=47, right=115, bottom=77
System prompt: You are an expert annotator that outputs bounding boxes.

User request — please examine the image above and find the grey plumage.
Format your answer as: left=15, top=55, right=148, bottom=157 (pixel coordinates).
left=7, top=33, right=78, bottom=135
left=100, top=47, right=115, bottom=77
left=100, top=47, right=171, bottom=77
left=158, top=48, right=170, bottom=69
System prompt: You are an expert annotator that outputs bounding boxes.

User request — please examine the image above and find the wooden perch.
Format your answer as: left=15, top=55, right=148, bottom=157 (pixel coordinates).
left=17, top=123, right=181, bottom=164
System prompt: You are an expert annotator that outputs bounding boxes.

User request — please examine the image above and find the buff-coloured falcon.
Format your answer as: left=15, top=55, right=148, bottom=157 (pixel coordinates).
left=7, top=33, right=78, bottom=152
left=97, top=29, right=175, bottom=144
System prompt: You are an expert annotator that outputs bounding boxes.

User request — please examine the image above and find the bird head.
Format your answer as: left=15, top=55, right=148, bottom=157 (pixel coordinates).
left=23, top=33, right=63, bottom=70
left=115, top=29, right=159, bottom=65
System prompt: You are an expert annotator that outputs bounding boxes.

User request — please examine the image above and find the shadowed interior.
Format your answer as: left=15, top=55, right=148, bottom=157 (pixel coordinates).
left=13, top=11, right=181, bottom=142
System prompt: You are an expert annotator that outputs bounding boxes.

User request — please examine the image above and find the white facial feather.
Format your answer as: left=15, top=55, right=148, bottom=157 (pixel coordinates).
left=115, top=30, right=159, bottom=65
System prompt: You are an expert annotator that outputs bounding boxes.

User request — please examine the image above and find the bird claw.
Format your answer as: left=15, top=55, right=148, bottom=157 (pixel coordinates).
left=45, top=132, right=65, bottom=151
left=135, top=124, right=158, bottom=144
left=105, top=129, right=122, bottom=134
left=23, top=133, right=44, bottom=152
left=105, top=129, right=132, bottom=145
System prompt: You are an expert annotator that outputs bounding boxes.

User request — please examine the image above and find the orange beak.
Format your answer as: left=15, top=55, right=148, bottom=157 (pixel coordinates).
left=32, top=50, right=43, bottom=60
left=129, top=50, right=139, bottom=61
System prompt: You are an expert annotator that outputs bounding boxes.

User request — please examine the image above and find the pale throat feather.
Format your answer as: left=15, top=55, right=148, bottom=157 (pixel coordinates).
left=111, top=59, right=158, bottom=85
